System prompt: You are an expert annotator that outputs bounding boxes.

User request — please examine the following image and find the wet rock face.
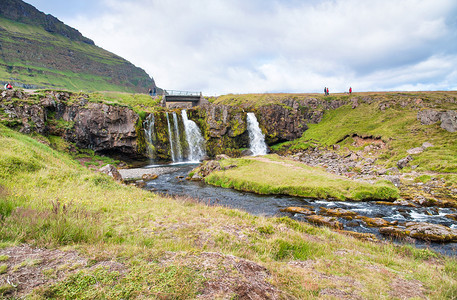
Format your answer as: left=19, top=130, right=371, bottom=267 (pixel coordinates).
left=193, top=98, right=345, bottom=155
left=256, top=98, right=345, bottom=144
left=63, top=103, right=139, bottom=155
left=0, top=90, right=48, bottom=134
left=257, top=104, right=312, bottom=144
left=202, top=105, right=248, bottom=139
left=0, top=91, right=141, bottom=157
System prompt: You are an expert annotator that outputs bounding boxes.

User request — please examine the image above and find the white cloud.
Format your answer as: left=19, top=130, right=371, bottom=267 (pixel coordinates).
left=65, top=0, right=457, bottom=95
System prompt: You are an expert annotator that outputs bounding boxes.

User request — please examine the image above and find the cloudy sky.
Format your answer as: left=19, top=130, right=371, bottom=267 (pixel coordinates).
left=26, top=0, right=457, bottom=95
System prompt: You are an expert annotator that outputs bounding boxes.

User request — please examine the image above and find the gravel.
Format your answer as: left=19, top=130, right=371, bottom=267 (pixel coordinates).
left=118, top=167, right=180, bottom=180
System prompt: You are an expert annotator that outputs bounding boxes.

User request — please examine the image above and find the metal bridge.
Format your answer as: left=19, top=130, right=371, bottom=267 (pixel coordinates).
left=162, top=89, right=206, bottom=107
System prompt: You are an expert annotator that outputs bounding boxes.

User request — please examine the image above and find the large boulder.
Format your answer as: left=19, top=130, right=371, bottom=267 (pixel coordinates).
left=440, top=110, right=457, bottom=132
left=397, top=155, right=413, bottom=169
left=380, top=222, right=457, bottom=242
left=417, top=109, right=442, bottom=125
left=305, top=215, right=343, bottom=229
left=407, top=147, right=424, bottom=155
left=280, top=207, right=314, bottom=215
left=406, top=222, right=457, bottom=242
left=417, top=109, right=457, bottom=132
left=189, top=160, right=223, bottom=181
left=319, top=207, right=358, bottom=218
left=358, top=216, right=395, bottom=227
left=99, top=164, right=122, bottom=181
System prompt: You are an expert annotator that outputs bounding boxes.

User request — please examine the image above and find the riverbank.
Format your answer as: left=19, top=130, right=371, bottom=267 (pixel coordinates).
left=1, top=122, right=457, bottom=298
left=187, top=154, right=457, bottom=246
left=195, top=155, right=399, bottom=201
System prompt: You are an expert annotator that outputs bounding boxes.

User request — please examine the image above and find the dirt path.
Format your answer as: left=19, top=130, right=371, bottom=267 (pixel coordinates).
left=118, top=166, right=180, bottom=180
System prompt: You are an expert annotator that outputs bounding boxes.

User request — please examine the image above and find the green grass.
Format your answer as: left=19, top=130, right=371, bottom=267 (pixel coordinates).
left=88, top=91, right=161, bottom=112
left=0, top=17, right=152, bottom=93
left=205, top=155, right=399, bottom=201
left=36, top=265, right=203, bottom=299
left=276, top=95, right=457, bottom=172
left=0, top=124, right=456, bottom=298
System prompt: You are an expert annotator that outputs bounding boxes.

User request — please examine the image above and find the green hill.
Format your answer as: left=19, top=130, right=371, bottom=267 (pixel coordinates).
left=0, top=0, right=156, bottom=93
left=0, top=120, right=456, bottom=298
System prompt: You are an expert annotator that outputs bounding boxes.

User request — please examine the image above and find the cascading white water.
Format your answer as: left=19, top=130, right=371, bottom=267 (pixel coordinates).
left=166, top=112, right=177, bottom=161
left=246, top=112, right=268, bottom=156
left=172, top=112, right=183, bottom=161
left=143, top=113, right=156, bottom=160
left=181, top=110, right=206, bottom=162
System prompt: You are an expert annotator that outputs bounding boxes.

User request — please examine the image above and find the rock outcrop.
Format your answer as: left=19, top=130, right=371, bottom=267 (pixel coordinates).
left=440, top=111, right=457, bottom=132
left=183, top=97, right=345, bottom=157
left=417, top=109, right=457, bottom=132
left=98, top=164, right=122, bottom=181
left=380, top=222, right=457, bottom=243
left=256, top=98, right=345, bottom=144
left=62, top=102, right=139, bottom=155
left=1, top=91, right=141, bottom=157
left=397, top=155, right=413, bottom=169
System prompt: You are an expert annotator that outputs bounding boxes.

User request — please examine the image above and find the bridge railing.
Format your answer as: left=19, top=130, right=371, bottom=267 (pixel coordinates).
left=164, top=90, right=201, bottom=97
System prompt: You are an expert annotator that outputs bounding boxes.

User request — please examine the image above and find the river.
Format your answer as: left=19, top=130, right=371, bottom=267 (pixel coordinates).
left=139, top=163, right=457, bottom=256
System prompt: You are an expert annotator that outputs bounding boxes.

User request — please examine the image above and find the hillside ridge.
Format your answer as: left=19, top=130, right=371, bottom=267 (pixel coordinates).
left=0, top=0, right=94, bottom=44
left=0, top=0, right=156, bottom=93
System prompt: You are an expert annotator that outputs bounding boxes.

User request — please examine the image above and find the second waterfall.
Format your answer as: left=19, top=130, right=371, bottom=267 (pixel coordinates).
left=145, top=110, right=206, bottom=163
left=181, top=110, right=206, bottom=162
left=246, top=112, right=268, bottom=156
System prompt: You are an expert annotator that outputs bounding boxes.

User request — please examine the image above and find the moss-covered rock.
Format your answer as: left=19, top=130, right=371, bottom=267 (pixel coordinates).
left=280, top=207, right=314, bottom=215
left=319, top=207, right=358, bottom=218
left=304, top=215, right=343, bottom=229
left=358, top=216, right=396, bottom=227
left=380, top=222, right=457, bottom=242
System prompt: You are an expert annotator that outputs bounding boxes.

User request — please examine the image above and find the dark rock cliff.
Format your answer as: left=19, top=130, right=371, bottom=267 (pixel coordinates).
left=0, top=90, right=345, bottom=161
left=1, top=90, right=141, bottom=156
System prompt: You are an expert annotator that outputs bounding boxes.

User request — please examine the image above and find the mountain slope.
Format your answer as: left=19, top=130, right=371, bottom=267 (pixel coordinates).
left=0, top=0, right=156, bottom=92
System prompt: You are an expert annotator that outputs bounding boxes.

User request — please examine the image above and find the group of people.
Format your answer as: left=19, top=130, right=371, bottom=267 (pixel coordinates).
left=3, top=82, right=12, bottom=90
left=323, top=86, right=352, bottom=95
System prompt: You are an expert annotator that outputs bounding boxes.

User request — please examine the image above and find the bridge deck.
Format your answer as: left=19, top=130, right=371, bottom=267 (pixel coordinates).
left=164, top=95, right=201, bottom=102
left=162, top=90, right=204, bottom=107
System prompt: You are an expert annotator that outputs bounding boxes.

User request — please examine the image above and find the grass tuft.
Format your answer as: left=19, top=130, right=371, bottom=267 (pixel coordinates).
left=207, top=155, right=399, bottom=201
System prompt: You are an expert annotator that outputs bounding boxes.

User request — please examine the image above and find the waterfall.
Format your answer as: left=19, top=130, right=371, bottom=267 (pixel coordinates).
left=173, top=112, right=183, bottom=161
left=246, top=112, right=268, bottom=156
left=143, top=113, right=156, bottom=161
left=166, top=112, right=177, bottom=161
left=181, top=110, right=206, bottom=162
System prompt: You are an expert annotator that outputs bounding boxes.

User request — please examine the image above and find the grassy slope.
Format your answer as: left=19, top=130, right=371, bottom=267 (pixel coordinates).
left=276, top=92, right=457, bottom=173
left=212, top=92, right=341, bottom=107
left=88, top=91, right=162, bottom=113
left=214, top=91, right=457, bottom=174
left=0, top=126, right=456, bottom=298
left=205, top=155, right=399, bottom=201
left=0, top=17, right=151, bottom=93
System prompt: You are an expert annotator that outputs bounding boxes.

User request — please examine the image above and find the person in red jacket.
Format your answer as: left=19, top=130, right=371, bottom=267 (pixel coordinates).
left=349, top=87, right=352, bottom=94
